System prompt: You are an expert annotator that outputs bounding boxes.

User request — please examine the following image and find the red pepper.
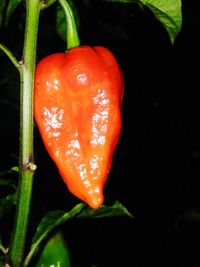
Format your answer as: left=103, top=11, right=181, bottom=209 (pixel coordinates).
left=34, top=45, right=124, bottom=209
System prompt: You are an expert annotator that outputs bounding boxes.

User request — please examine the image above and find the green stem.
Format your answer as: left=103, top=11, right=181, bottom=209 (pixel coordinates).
left=8, top=0, right=41, bottom=266
left=0, top=43, right=21, bottom=71
left=58, top=0, right=80, bottom=49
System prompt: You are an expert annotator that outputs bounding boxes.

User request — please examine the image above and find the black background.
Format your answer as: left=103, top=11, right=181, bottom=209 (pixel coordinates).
left=0, top=0, right=200, bottom=266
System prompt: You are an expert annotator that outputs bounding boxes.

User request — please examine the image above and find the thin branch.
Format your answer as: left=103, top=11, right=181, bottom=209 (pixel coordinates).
left=0, top=43, right=21, bottom=71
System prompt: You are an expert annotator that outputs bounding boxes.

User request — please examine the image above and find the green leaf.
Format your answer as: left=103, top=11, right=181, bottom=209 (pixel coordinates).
left=0, top=236, right=8, bottom=255
left=0, top=166, right=19, bottom=177
left=0, top=167, right=18, bottom=218
left=0, top=0, right=6, bottom=27
left=144, top=0, right=182, bottom=44
left=103, top=0, right=182, bottom=44
left=10, top=166, right=19, bottom=172
left=5, top=0, right=22, bottom=26
left=56, top=5, right=66, bottom=42
left=77, top=201, right=134, bottom=219
left=0, top=166, right=18, bottom=188
left=174, top=208, right=200, bottom=229
left=0, top=260, right=5, bottom=267
left=0, top=177, right=16, bottom=187
left=35, top=232, right=71, bottom=267
left=0, top=192, right=18, bottom=219
left=23, top=203, right=86, bottom=266
left=24, top=201, right=133, bottom=266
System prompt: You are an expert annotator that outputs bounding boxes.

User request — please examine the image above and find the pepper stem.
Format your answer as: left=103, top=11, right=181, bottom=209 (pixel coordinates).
left=58, top=0, right=80, bottom=49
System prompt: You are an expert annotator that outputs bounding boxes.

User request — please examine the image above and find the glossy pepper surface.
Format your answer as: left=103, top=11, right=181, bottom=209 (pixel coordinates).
left=34, top=46, right=124, bottom=209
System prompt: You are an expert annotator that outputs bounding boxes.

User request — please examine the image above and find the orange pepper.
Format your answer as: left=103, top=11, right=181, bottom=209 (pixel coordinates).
left=34, top=46, right=124, bottom=209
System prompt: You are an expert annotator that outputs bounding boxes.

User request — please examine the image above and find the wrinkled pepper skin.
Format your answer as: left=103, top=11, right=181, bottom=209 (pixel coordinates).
left=34, top=46, right=124, bottom=209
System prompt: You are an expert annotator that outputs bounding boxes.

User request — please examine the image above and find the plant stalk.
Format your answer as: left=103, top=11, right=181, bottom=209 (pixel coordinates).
left=8, top=0, right=41, bottom=266
left=58, top=0, right=80, bottom=49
